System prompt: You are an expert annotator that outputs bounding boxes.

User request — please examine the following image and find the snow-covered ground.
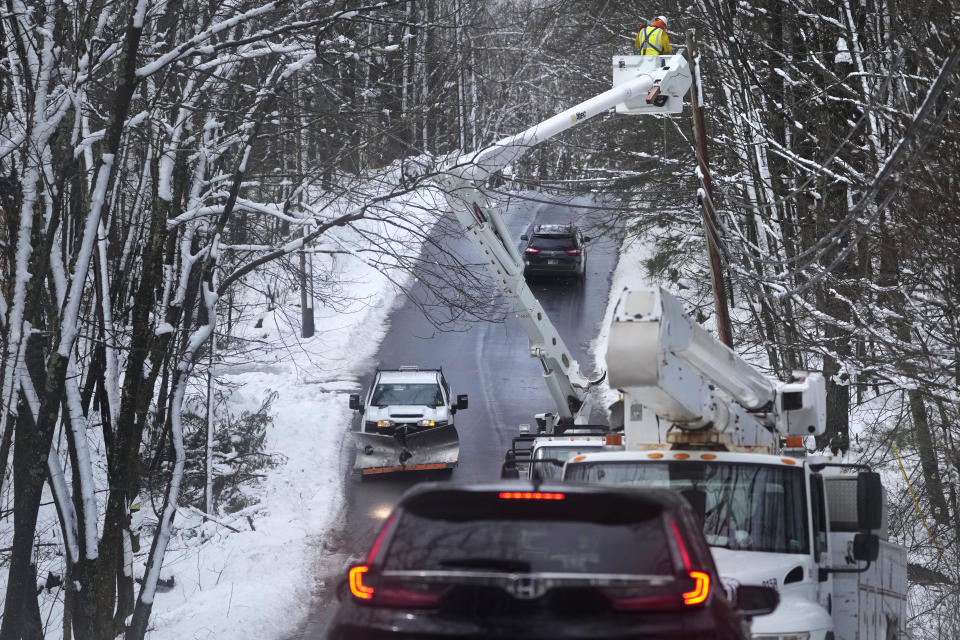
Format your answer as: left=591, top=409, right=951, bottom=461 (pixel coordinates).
left=140, top=188, right=444, bottom=639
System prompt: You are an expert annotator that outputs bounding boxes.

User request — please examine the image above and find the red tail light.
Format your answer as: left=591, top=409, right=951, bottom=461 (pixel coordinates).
left=683, top=571, right=710, bottom=605
left=525, top=247, right=541, bottom=255
left=565, top=249, right=582, bottom=256
left=603, top=570, right=709, bottom=611
left=366, top=512, right=396, bottom=564
left=667, top=519, right=711, bottom=606
left=603, top=589, right=685, bottom=611
left=347, top=564, right=450, bottom=608
left=669, top=519, right=692, bottom=569
left=349, top=565, right=374, bottom=600
left=498, top=491, right=565, bottom=500
left=371, top=582, right=452, bottom=608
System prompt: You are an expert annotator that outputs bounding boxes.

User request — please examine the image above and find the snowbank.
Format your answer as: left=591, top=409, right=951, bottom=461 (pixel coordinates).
left=142, top=185, right=444, bottom=640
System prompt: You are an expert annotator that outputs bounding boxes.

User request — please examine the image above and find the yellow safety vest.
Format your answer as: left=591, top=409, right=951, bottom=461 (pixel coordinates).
left=635, top=26, right=672, bottom=55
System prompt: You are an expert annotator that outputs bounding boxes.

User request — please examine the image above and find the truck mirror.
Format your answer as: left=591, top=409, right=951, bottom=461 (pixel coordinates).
left=456, top=394, right=469, bottom=410
left=857, top=471, right=883, bottom=531
left=501, top=462, right=520, bottom=479
left=852, top=532, right=880, bottom=562
left=735, top=585, right=780, bottom=619
left=349, top=394, right=362, bottom=411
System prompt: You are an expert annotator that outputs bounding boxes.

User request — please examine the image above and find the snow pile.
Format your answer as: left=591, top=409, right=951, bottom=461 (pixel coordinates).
left=589, top=233, right=656, bottom=409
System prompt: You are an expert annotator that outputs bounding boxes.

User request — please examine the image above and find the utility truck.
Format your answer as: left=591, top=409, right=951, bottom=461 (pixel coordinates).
left=562, top=288, right=907, bottom=639
left=501, top=428, right=610, bottom=481
left=432, top=49, right=907, bottom=639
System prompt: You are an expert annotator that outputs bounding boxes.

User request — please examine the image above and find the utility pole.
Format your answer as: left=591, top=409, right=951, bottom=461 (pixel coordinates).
left=686, top=29, right=734, bottom=348
left=299, top=224, right=315, bottom=338
left=296, top=71, right=315, bottom=339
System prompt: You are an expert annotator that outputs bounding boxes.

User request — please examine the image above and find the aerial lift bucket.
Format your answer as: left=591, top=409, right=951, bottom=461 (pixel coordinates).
left=353, top=425, right=460, bottom=475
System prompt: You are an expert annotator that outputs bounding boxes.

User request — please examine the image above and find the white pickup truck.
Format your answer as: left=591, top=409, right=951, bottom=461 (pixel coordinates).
left=349, top=367, right=468, bottom=475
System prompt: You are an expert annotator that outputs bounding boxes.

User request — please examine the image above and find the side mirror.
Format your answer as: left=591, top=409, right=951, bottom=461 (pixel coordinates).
left=735, top=585, right=780, bottom=619
left=857, top=471, right=883, bottom=531
left=852, top=532, right=879, bottom=562
left=501, top=460, right=520, bottom=479
left=583, top=236, right=591, bottom=243
left=456, top=394, right=469, bottom=411
left=349, top=394, right=362, bottom=411
left=520, top=234, right=528, bottom=241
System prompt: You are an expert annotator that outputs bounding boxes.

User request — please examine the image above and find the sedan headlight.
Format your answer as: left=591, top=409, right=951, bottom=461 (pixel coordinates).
left=753, top=634, right=810, bottom=640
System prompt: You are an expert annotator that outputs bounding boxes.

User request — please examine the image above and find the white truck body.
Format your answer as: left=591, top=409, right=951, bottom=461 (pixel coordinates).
left=563, top=451, right=908, bottom=639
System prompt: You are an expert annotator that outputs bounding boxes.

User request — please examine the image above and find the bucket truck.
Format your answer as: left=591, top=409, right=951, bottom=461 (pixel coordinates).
left=561, top=287, right=908, bottom=640
left=434, top=54, right=692, bottom=434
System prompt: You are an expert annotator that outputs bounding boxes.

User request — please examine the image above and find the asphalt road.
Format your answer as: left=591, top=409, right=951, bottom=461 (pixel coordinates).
left=290, top=192, right=619, bottom=638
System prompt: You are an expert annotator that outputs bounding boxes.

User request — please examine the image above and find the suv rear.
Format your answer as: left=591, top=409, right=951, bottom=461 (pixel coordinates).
left=330, top=482, right=778, bottom=639
left=522, top=224, right=589, bottom=282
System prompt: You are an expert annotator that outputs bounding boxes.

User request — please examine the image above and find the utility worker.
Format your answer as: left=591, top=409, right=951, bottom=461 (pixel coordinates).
left=635, top=16, right=672, bottom=55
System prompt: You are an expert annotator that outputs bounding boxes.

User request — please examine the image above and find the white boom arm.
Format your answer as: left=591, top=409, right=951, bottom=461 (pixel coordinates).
left=607, top=287, right=826, bottom=449
left=435, top=56, right=692, bottom=429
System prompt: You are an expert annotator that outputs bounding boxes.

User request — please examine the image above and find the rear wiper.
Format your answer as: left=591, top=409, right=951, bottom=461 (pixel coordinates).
left=439, top=558, right=531, bottom=572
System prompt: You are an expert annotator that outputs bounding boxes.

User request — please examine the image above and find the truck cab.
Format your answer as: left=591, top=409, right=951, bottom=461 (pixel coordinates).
left=563, top=450, right=907, bottom=639
left=500, top=429, right=611, bottom=480
left=348, top=367, right=468, bottom=475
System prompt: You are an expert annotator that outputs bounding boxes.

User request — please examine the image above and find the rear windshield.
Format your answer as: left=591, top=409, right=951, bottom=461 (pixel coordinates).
left=530, top=236, right=576, bottom=250
left=383, top=491, right=674, bottom=575
left=371, top=383, right=444, bottom=406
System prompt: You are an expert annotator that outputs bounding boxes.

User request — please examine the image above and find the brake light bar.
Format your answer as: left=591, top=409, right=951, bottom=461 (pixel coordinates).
left=683, top=571, right=710, bottom=605
left=349, top=565, right=374, bottom=600
left=669, top=519, right=692, bottom=569
left=366, top=512, right=396, bottom=563
left=524, top=247, right=541, bottom=255
left=498, top=491, right=565, bottom=500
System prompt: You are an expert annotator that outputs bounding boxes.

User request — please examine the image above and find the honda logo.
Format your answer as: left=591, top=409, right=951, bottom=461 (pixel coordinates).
left=510, top=576, right=544, bottom=600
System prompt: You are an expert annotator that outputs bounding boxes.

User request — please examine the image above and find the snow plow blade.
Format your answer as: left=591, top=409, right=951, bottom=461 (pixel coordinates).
left=353, top=425, right=460, bottom=475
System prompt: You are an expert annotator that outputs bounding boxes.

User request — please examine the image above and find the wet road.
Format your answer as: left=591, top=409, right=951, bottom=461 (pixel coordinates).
left=291, top=193, right=619, bottom=638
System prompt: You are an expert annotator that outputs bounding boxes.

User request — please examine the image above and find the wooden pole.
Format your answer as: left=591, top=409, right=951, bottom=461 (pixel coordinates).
left=299, top=226, right=315, bottom=339
left=686, top=28, right=734, bottom=348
